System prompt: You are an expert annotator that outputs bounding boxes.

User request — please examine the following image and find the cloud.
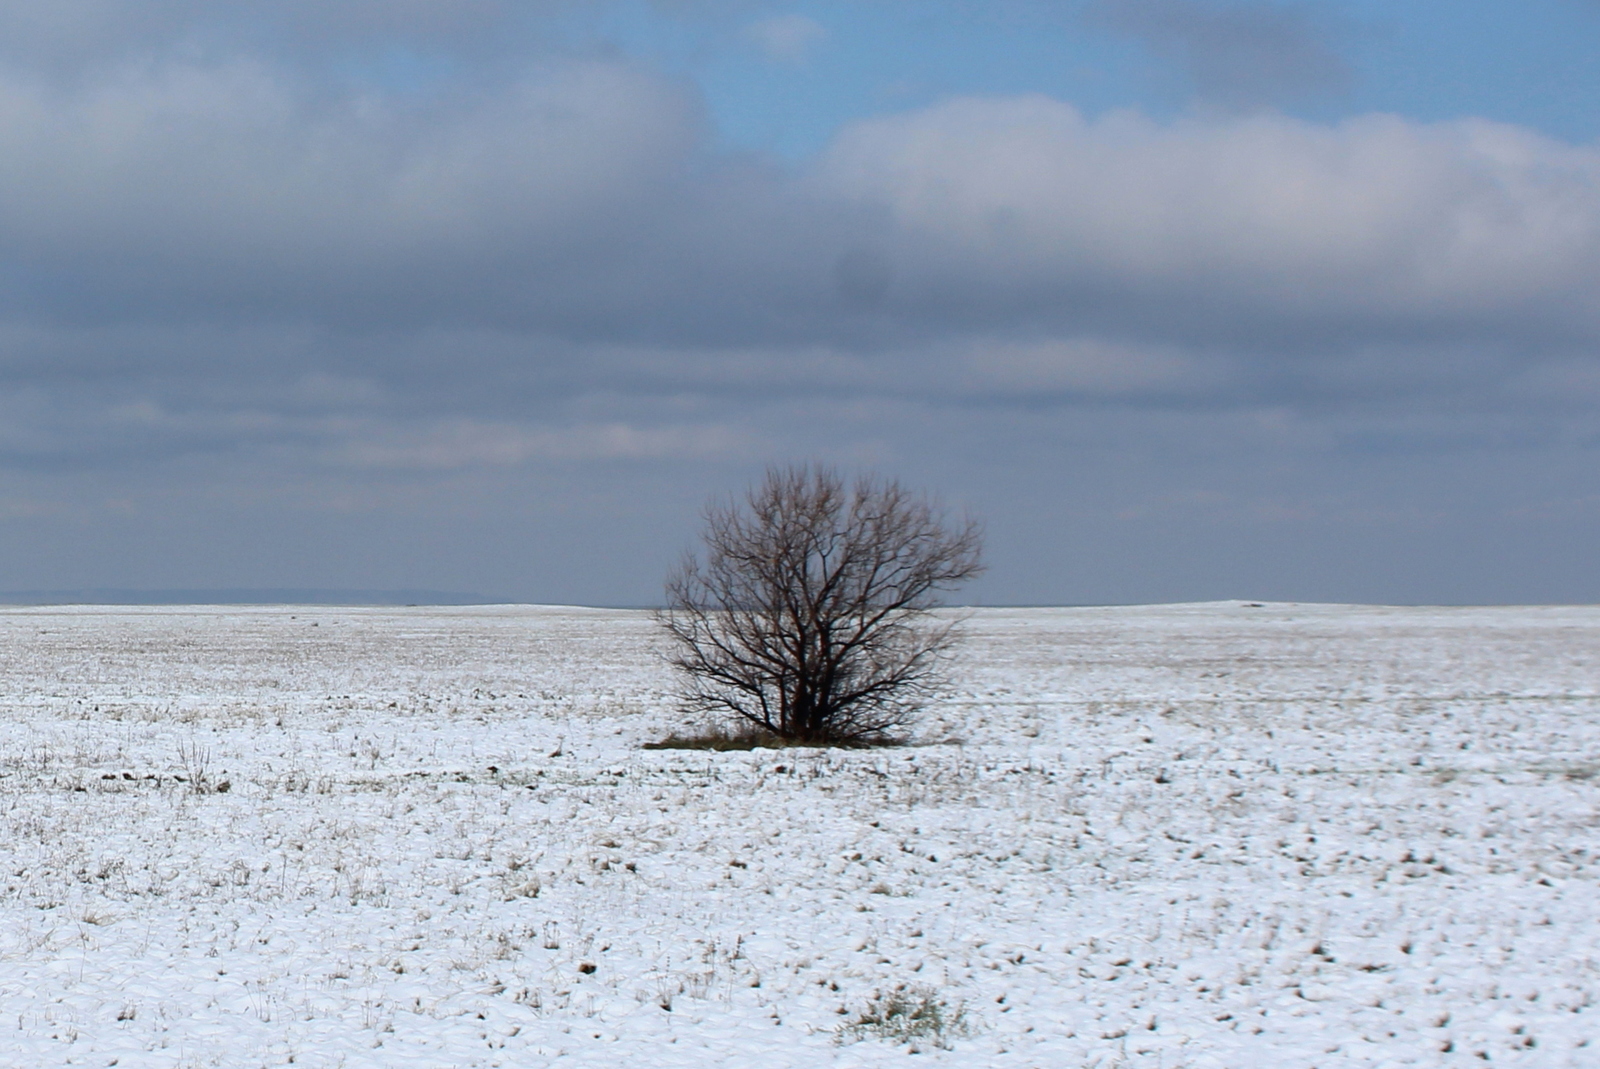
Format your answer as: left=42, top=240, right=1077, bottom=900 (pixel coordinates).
left=1, top=69, right=1598, bottom=473
left=334, top=419, right=747, bottom=469
left=742, top=13, right=828, bottom=65
left=0, top=27, right=1596, bottom=602
left=0, top=56, right=719, bottom=328
left=817, top=97, right=1600, bottom=351
left=0, top=0, right=523, bottom=80
left=1086, top=0, right=1353, bottom=109
left=5, top=63, right=1597, bottom=352
left=959, top=338, right=1215, bottom=397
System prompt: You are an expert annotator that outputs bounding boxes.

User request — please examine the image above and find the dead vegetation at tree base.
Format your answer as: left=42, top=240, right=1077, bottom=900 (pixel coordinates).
left=640, top=723, right=906, bottom=751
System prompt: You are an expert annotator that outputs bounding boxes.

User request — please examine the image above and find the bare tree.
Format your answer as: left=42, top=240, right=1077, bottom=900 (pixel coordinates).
left=658, top=465, right=983, bottom=744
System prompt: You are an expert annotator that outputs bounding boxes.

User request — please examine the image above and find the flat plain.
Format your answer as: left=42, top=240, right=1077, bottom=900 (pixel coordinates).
left=0, top=602, right=1596, bottom=1067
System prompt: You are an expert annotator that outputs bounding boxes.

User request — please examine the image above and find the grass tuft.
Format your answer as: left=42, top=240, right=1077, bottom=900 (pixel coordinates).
left=838, top=983, right=969, bottom=1051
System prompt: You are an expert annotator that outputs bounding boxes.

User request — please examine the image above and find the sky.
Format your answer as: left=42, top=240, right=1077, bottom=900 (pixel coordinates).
left=1, top=0, right=1599, bottom=607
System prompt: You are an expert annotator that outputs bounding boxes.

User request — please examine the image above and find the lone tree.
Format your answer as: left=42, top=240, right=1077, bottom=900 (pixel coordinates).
left=659, top=465, right=983, bottom=744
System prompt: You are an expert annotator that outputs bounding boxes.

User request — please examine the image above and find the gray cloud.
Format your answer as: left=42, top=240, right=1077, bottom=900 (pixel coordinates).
left=0, top=11, right=1596, bottom=603
left=2, top=74, right=1598, bottom=467
left=1086, top=0, right=1353, bottom=109
left=6, top=68, right=1597, bottom=348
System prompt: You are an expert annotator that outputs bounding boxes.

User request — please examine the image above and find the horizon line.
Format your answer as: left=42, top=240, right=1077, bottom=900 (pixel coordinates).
left=0, top=589, right=1595, bottom=610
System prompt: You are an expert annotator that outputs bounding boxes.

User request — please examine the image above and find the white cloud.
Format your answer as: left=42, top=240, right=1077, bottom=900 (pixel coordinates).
left=817, top=96, right=1600, bottom=333
left=742, top=13, right=827, bottom=65
left=336, top=419, right=748, bottom=469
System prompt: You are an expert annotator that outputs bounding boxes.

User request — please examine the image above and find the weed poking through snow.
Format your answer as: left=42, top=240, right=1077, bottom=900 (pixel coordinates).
left=839, top=983, right=970, bottom=1051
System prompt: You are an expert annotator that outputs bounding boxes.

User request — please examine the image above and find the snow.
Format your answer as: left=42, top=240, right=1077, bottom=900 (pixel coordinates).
left=0, top=601, right=1596, bottom=1067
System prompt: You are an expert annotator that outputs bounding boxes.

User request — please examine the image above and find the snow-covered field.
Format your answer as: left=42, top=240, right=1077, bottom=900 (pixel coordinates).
left=0, top=602, right=1597, bottom=1067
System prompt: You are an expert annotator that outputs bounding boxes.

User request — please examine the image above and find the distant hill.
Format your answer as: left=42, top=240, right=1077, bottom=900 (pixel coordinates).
left=0, top=588, right=503, bottom=606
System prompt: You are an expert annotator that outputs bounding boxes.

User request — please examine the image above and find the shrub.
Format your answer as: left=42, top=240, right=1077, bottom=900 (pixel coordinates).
left=659, top=465, right=982, bottom=745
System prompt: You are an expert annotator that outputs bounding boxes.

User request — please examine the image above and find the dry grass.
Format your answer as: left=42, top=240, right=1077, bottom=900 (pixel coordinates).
left=641, top=722, right=907, bottom=751
left=839, top=983, right=970, bottom=1051
left=641, top=723, right=793, bottom=751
